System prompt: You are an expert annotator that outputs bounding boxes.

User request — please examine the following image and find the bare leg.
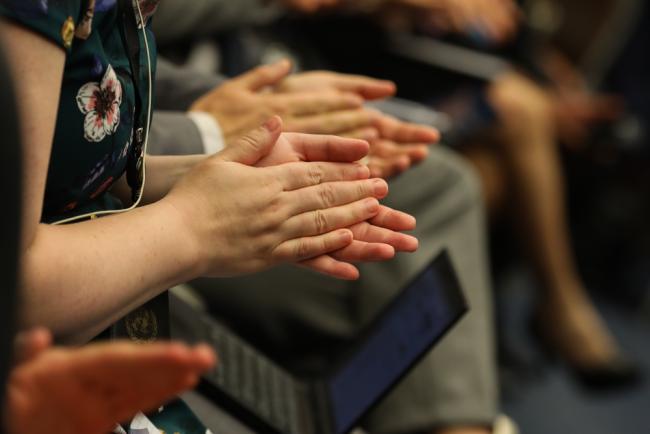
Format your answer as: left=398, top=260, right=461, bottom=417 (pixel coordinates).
left=471, top=72, right=622, bottom=367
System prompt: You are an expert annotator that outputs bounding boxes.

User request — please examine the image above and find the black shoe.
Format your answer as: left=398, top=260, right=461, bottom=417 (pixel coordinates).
left=530, top=315, right=642, bottom=391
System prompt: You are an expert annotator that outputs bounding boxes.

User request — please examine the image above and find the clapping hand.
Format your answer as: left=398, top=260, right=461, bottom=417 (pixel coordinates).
left=6, top=329, right=215, bottom=434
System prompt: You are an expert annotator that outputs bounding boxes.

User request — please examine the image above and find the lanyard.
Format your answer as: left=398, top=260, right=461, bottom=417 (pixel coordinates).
left=118, top=0, right=147, bottom=203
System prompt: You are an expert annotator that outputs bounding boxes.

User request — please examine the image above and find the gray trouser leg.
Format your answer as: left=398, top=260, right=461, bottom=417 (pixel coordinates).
left=192, top=147, right=498, bottom=433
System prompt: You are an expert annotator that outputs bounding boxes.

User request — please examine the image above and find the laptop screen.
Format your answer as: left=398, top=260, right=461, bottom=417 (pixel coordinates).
left=326, top=252, right=467, bottom=434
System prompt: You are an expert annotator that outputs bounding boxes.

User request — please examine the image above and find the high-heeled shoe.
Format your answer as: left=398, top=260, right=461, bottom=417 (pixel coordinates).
left=530, top=315, right=642, bottom=391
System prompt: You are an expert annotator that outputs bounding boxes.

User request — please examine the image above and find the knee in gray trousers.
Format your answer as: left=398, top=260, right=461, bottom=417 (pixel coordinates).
left=190, top=146, right=498, bottom=433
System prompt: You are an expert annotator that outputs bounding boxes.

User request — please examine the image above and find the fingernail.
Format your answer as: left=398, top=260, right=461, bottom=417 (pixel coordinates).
left=264, top=116, right=281, bottom=132
left=373, top=179, right=387, bottom=195
left=365, top=198, right=379, bottom=212
left=339, top=230, right=353, bottom=242
left=356, top=163, right=370, bottom=178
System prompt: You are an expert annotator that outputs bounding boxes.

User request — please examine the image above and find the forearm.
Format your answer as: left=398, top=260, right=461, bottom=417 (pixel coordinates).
left=141, top=155, right=208, bottom=204
left=20, top=200, right=202, bottom=344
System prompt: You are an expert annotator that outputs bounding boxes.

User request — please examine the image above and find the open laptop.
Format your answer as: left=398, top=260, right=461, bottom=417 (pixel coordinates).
left=173, top=251, right=467, bottom=434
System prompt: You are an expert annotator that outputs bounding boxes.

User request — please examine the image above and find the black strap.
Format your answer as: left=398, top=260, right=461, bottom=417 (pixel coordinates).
left=118, top=0, right=143, bottom=115
left=117, top=0, right=147, bottom=202
left=110, top=1, right=169, bottom=343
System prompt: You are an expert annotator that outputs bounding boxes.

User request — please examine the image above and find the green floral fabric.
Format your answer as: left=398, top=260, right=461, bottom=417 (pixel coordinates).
left=0, top=0, right=158, bottom=222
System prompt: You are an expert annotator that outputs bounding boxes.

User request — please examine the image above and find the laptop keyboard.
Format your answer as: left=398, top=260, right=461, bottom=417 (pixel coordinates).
left=202, top=318, right=302, bottom=433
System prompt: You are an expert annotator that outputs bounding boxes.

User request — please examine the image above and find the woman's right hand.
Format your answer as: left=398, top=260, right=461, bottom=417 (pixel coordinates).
left=164, top=117, right=398, bottom=280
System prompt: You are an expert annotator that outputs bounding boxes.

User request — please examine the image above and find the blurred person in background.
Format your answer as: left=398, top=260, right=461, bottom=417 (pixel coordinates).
left=201, top=0, right=637, bottom=388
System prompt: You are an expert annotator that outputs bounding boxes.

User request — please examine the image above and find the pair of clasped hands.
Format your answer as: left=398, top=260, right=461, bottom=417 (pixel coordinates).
left=167, top=60, right=441, bottom=282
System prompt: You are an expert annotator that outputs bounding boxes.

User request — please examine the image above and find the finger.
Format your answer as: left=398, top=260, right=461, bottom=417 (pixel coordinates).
left=341, top=127, right=380, bottom=141
left=371, top=140, right=430, bottom=163
left=277, top=161, right=370, bottom=191
left=14, top=328, right=52, bottom=364
left=215, top=116, right=282, bottom=165
left=74, top=343, right=217, bottom=411
left=326, top=74, right=396, bottom=100
left=369, top=155, right=411, bottom=179
left=279, top=91, right=363, bottom=116
left=283, top=198, right=381, bottom=238
left=282, top=132, right=370, bottom=162
left=289, top=109, right=375, bottom=135
left=76, top=342, right=215, bottom=374
left=348, top=221, right=419, bottom=252
left=274, top=229, right=354, bottom=262
left=331, top=240, right=396, bottom=262
left=374, top=114, right=440, bottom=143
left=368, top=158, right=393, bottom=179
left=299, top=255, right=360, bottom=280
left=233, top=59, right=293, bottom=91
left=286, top=178, right=388, bottom=215
left=369, top=205, right=417, bottom=231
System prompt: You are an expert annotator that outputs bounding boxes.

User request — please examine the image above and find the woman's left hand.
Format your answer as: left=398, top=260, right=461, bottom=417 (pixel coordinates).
left=255, top=131, right=418, bottom=277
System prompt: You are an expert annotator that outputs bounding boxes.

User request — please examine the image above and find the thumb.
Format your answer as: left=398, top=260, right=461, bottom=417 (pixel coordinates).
left=215, top=116, right=283, bottom=166
left=235, top=59, right=293, bottom=91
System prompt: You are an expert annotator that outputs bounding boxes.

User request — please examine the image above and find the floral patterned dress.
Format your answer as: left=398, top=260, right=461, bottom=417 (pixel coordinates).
left=0, top=1, right=211, bottom=433
left=0, top=0, right=158, bottom=223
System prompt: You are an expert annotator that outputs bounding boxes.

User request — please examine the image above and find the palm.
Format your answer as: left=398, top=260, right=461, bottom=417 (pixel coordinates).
left=7, top=343, right=213, bottom=434
left=255, top=133, right=303, bottom=167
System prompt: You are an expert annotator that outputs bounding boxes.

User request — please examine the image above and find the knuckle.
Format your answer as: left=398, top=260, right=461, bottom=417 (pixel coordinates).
left=357, top=182, right=370, bottom=199
left=265, top=200, right=287, bottom=226
left=313, top=210, right=329, bottom=233
left=295, top=239, right=312, bottom=259
left=308, top=165, right=324, bottom=185
left=318, top=183, right=337, bottom=207
left=239, top=132, right=260, bottom=150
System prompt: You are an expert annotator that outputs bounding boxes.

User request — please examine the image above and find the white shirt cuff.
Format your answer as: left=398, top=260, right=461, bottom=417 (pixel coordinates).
left=187, top=111, right=226, bottom=155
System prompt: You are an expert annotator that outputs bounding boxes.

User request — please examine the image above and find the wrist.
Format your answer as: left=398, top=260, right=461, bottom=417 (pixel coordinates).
left=155, top=198, right=207, bottom=279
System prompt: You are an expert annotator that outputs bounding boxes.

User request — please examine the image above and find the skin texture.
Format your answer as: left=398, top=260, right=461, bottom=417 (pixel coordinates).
left=4, top=24, right=415, bottom=343
left=6, top=329, right=216, bottom=434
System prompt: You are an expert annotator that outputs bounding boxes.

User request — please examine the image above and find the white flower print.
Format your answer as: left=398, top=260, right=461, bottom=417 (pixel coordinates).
left=76, top=65, right=122, bottom=143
